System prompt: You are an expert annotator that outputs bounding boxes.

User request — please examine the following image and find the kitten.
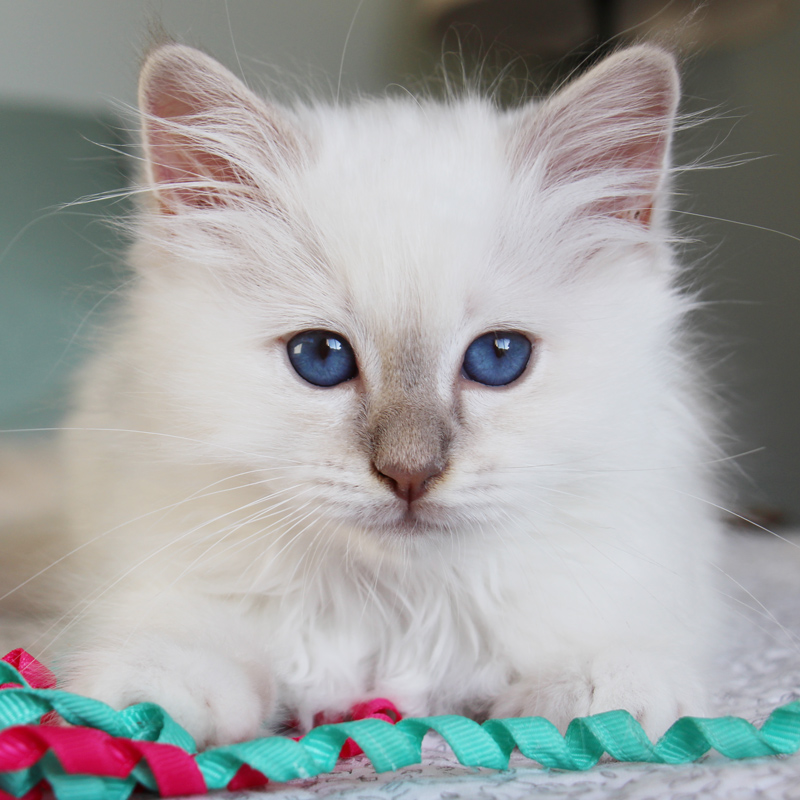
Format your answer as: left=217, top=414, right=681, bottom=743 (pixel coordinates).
left=57, top=41, right=721, bottom=748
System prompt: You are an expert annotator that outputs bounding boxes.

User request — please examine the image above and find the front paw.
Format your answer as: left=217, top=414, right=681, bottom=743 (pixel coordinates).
left=60, top=636, right=274, bottom=748
left=492, top=652, right=707, bottom=738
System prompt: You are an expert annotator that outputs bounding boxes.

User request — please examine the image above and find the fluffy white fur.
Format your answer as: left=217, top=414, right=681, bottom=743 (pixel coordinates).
left=57, top=43, right=721, bottom=748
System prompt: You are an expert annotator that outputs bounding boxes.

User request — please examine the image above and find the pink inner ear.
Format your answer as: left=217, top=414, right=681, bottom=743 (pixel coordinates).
left=142, top=77, right=238, bottom=209
left=139, top=48, right=302, bottom=214
left=585, top=117, right=668, bottom=227
left=146, top=80, right=197, bottom=122
left=628, top=206, right=652, bottom=226
left=145, top=119, right=248, bottom=210
left=542, top=107, right=671, bottom=226
left=139, top=47, right=269, bottom=212
left=517, top=48, right=678, bottom=228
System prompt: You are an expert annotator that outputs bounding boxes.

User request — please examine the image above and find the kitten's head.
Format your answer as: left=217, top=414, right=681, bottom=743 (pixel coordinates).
left=126, top=43, right=685, bottom=551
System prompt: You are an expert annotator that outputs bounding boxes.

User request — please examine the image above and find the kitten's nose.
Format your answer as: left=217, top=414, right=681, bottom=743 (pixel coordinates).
left=377, top=463, right=441, bottom=504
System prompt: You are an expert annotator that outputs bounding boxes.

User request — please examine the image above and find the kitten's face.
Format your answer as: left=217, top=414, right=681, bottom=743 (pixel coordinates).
left=130, top=45, right=680, bottom=548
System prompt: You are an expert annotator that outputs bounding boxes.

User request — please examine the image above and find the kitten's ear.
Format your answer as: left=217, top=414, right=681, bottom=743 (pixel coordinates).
left=514, top=46, right=679, bottom=226
left=138, top=43, right=302, bottom=212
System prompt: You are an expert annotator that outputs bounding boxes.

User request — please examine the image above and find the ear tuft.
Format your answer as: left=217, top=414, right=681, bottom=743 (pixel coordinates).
left=513, top=45, right=680, bottom=227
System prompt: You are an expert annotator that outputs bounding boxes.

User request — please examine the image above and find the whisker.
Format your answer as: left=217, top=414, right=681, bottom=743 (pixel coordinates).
left=37, top=482, right=313, bottom=653
left=709, top=562, right=800, bottom=653
left=0, top=468, right=300, bottom=603
left=673, top=208, right=800, bottom=245
left=497, top=446, right=766, bottom=475
left=671, top=491, right=800, bottom=550
left=0, top=426, right=304, bottom=464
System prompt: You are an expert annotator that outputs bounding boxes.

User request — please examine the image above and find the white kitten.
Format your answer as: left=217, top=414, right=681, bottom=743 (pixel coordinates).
left=57, top=42, right=721, bottom=748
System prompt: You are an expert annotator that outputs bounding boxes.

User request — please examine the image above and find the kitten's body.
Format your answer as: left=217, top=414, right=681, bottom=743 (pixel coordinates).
left=58, top=44, right=720, bottom=747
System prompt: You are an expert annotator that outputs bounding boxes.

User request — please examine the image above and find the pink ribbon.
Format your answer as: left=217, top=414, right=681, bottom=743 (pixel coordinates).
left=0, top=650, right=55, bottom=691
left=0, top=725, right=206, bottom=797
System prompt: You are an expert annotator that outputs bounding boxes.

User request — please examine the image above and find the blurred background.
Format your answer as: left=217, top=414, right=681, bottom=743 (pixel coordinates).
left=0, top=0, right=798, bottom=522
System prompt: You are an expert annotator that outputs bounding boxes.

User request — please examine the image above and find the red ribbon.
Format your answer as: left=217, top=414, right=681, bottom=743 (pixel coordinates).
left=0, top=725, right=206, bottom=797
left=0, top=650, right=55, bottom=691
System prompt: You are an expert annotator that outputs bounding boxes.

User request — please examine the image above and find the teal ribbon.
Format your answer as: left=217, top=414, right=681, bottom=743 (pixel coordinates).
left=0, top=659, right=797, bottom=799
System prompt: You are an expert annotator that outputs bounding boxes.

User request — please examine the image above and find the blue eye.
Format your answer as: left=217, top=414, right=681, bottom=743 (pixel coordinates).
left=287, top=330, right=358, bottom=387
left=462, top=331, right=532, bottom=386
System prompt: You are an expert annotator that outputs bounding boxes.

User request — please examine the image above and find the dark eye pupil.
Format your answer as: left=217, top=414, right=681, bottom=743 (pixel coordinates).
left=288, top=330, right=358, bottom=387
left=314, top=337, right=339, bottom=359
left=463, top=331, right=531, bottom=386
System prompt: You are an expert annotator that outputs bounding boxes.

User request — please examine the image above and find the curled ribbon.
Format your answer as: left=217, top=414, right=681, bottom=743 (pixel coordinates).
left=0, top=650, right=798, bottom=799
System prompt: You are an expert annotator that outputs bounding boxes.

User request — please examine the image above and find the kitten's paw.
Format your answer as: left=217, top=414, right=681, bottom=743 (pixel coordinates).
left=61, top=636, right=274, bottom=748
left=491, top=652, right=706, bottom=739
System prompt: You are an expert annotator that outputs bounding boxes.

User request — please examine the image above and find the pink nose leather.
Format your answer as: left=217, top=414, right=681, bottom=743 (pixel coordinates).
left=377, top=464, right=442, bottom=503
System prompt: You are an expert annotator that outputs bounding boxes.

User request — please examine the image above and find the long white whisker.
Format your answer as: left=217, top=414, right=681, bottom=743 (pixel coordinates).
left=673, top=208, right=800, bottom=245
left=336, top=0, right=365, bottom=106
left=710, top=562, right=800, bottom=653
left=0, top=427, right=304, bottom=463
left=0, top=468, right=303, bottom=603
left=671, top=490, right=800, bottom=550
left=37, top=482, right=313, bottom=653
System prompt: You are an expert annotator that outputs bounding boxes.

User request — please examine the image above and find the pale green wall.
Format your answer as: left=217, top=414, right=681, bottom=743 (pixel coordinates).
left=0, top=107, right=126, bottom=429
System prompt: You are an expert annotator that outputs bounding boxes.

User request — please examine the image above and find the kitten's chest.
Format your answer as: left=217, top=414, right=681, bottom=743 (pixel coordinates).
left=260, top=560, right=510, bottom=722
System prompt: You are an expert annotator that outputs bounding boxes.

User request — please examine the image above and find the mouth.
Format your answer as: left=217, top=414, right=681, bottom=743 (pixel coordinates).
left=319, top=483, right=491, bottom=540
left=361, top=497, right=456, bottom=536
left=391, top=506, right=434, bottom=533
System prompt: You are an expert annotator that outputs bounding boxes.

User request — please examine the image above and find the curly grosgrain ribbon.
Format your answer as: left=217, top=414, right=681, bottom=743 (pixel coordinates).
left=0, top=651, right=799, bottom=800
